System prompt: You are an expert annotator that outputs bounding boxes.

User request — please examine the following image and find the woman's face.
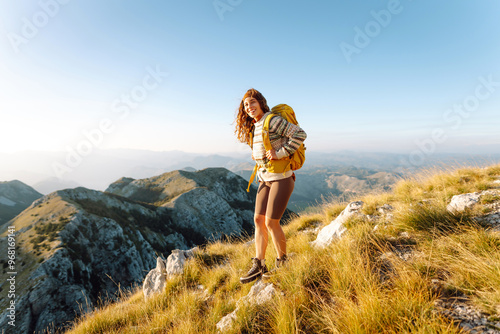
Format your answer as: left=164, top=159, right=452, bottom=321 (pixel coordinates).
left=244, top=97, right=264, bottom=121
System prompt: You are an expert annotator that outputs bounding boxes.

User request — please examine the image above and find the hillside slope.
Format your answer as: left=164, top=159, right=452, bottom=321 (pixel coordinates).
left=0, top=180, right=42, bottom=225
left=67, top=164, right=500, bottom=334
left=0, top=168, right=256, bottom=334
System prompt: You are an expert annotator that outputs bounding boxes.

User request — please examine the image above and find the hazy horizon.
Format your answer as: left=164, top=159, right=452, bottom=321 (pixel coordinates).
left=2, top=148, right=500, bottom=196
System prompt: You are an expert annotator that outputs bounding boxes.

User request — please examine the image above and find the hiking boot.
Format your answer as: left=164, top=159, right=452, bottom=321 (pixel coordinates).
left=240, top=258, right=268, bottom=284
left=262, top=255, right=288, bottom=279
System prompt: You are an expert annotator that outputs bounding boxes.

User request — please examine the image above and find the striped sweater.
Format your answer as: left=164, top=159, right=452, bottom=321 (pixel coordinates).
left=252, top=112, right=307, bottom=181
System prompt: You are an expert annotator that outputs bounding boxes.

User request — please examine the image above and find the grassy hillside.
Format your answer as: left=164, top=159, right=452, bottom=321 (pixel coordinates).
left=0, top=193, right=78, bottom=310
left=67, top=164, right=500, bottom=333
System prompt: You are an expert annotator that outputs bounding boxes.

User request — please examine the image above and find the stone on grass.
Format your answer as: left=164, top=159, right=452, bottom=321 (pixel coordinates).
left=217, top=280, right=277, bottom=332
left=143, top=247, right=199, bottom=298
left=447, top=193, right=481, bottom=213
left=311, top=201, right=364, bottom=248
left=143, top=257, right=167, bottom=299
left=166, top=247, right=199, bottom=276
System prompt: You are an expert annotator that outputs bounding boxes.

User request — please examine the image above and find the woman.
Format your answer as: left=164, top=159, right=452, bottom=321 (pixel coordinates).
left=234, top=88, right=307, bottom=284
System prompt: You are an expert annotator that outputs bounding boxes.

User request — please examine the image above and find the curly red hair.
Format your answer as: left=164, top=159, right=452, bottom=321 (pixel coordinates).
left=234, top=88, right=270, bottom=145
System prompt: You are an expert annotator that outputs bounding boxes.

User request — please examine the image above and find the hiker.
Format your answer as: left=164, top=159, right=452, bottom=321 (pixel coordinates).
left=234, top=88, right=307, bottom=284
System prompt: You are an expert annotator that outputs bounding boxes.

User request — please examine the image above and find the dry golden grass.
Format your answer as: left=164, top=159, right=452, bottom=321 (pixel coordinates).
left=67, top=164, right=500, bottom=334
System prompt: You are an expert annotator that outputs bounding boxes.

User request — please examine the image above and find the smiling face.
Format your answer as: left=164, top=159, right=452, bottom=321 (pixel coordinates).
left=244, top=97, right=265, bottom=121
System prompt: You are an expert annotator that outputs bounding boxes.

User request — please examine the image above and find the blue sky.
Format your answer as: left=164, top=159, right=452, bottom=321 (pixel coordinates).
left=0, top=0, right=499, bottom=156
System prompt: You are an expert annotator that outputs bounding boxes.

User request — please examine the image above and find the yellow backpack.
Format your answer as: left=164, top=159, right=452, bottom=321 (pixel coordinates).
left=246, top=104, right=306, bottom=192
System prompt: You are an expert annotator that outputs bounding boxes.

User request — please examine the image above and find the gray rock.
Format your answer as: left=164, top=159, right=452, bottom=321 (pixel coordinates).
left=143, top=247, right=199, bottom=298
left=311, top=201, right=364, bottom=248
left=165, top=188, right=244, bottom=240
left=434, top=296, right=500, bottom=333
left=217, top=280, right=277, bottom=332
left=166, top=247, right=199, bottom=276
left=143, top=257, right=168, bottom=299
left=216, top=310, right=238, bottom=333
left=242, top=279, right=277, bottom=306
left=378, top=204, right=394, bottom=215
left=447, top=192, right=481, bottom=212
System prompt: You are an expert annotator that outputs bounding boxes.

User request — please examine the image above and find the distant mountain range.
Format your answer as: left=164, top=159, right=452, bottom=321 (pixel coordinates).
left=234, top=165, right=401, bottom=211
left=2, top=149, right=499, bottom=196
left=1, top=149, right=499, bottom=213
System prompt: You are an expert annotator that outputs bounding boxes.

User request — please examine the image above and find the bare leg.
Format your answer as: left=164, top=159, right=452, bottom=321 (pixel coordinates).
left=254, top=214, right=267, bottom=259
left=266, top=217, right=286, bottom=258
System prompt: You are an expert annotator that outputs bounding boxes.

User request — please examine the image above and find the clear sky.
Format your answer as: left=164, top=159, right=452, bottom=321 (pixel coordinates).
left=0, top=0, right=499, bottom=156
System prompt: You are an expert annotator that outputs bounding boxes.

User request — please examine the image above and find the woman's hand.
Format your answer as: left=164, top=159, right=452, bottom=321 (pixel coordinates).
left=266, top=149, right=278, bottom=160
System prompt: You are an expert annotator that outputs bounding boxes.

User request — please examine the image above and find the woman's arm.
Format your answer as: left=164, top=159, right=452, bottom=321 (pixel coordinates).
left=268, top=116, right=307, bottom=159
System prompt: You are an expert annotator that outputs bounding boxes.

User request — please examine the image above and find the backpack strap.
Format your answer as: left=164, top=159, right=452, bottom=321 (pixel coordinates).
left=247, top=124, right=257, bottom=192
left=262, top=114, right=275, bottom=151
left=248, top=127, right=254, bottom=148
left=246, top=163, right=258, bottom=192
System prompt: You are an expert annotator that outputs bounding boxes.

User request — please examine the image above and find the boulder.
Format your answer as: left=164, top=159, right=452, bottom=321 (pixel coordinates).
left=143, top=257, right=168, bottom=299
left=216, top=311, right=238, bottom=333
left=166, top=247, right=199, bottom=276
left=447, top=193, right=481, bottom=213
left=143, top=247, right=199, bottom=298
left=240, top=279, right=276, bottom=306
left=311, top=201, right=364, bottom=248
left=217, top=280, right=277, bottom=332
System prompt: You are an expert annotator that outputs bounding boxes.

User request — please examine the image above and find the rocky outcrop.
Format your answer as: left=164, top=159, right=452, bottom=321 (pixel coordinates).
left=165, top=188, right=244, bottom=240
left=216, top=280, right=278, bottom=333
left=143, top=247, right=200, bottom=299
left=447, top=190, right=500, bottom=214
left=447, top=192, right=482, bottom=212
left=166, top=247, right=199, bottom=276
left=0, top=189, right=178, bottom=333
left=143, top=257, right=168, bottom=299
left=106, top=168, right=256, bottom=239
left=311, top=201, right=364, bottom=248
left=0, top=180, right=42, bottom=225
left=433, top=297, right=500, bottom=333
